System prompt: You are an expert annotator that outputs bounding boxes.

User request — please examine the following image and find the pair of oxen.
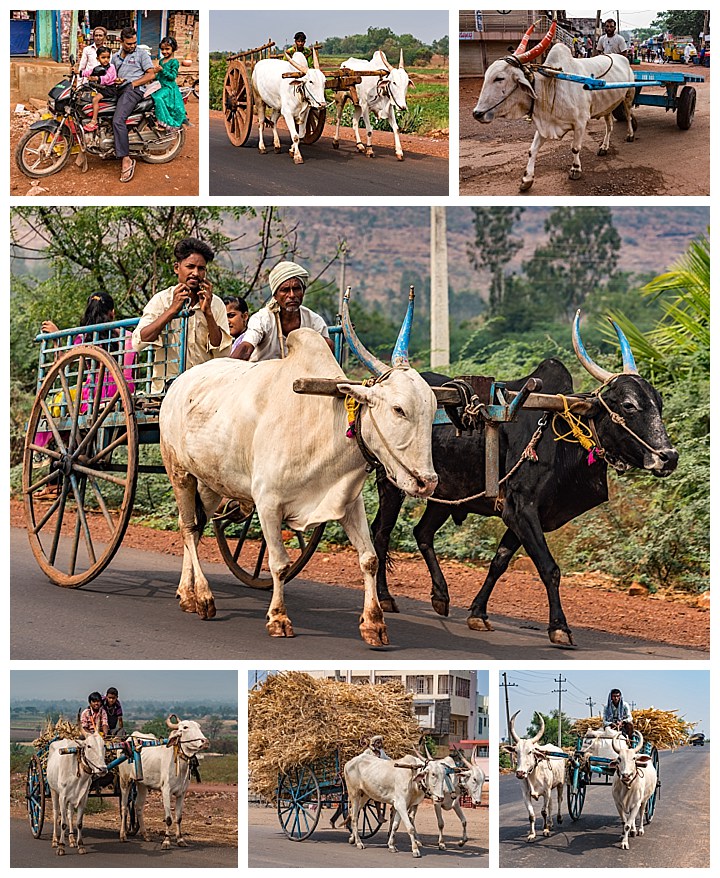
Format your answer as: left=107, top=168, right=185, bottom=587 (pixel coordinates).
left=159, top=292, right=677, bottom=648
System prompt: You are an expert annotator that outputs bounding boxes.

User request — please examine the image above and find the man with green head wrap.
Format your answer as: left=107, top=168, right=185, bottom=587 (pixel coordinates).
left=231, top=260, right=332, bottom=361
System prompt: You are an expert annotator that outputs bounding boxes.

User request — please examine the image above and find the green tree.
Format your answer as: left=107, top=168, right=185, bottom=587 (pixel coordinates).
left=650, top=11, right=706, bottom=40
left=468, top=207, right=524, bottom=316
left=526, top=711, right=576, bottom=749
left=141, top=716, right=170, bottom=738
left=524, top=207, right=621, bottom=321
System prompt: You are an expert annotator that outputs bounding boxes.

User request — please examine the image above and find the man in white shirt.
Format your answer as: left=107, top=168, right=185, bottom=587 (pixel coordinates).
left=596, top=19, right=629, bottom=58
left=132, top=237, right=232, bottom=394
left=231, top=260, right=332, bottom=361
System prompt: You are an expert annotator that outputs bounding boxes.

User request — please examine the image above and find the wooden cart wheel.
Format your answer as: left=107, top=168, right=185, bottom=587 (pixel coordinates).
left=357, top=800, right=386, bottom=839
left=566, top=762, right=586, bottom=821
left=22, top=345, right=138, bottom=588
left=302, top=107, right=326, bottom=144
left=214, top=507, right=325, bottom=590
left=224, top=59, right=253, bottom=146
left=26, top=755, right=46, bottom=838
left=277, top=766, right=322, bottom=841
left=645, top=745, right=660, bottom=822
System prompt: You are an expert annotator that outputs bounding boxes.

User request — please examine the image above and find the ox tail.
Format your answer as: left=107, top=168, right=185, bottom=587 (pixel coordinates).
left=194, top=492, right=208, bottom=537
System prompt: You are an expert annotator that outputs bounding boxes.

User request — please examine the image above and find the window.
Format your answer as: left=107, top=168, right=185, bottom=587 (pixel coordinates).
left=450, top=718, right=458, bottom=735
left=438, top=675, right=451, bottom=695
left=376, top=675, right=398, bottom=685
left=406, top=675, right=433, bottom=694
left=351, top=676, right=370, bottom=685
left=455, top=677, right=470, bottom=698
left=414, top=705, right=430, bottom=716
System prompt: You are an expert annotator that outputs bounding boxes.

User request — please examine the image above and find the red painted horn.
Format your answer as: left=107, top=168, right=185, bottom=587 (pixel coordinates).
left=515, top=19, right=557, bottom=63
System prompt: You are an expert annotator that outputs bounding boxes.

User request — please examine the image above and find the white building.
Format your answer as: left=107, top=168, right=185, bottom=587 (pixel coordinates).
left=306, top=670, right=487, bottom=752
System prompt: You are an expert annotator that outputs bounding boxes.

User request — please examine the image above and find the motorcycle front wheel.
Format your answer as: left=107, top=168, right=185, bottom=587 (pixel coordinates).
left=136, top=123, right=186, bottom=164
left=15, top=128, right=73, bottom=178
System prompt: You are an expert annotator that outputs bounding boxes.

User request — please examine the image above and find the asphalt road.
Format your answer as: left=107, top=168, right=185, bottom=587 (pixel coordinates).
left=499, top=745, right=709, bottom=868
left=248, top=801, right=488, bottom=867
left=11, top=528, right=708, bottom=661
left=10, top=820, right=237, bottom=868
left=208, top=115, right=448, bottom=196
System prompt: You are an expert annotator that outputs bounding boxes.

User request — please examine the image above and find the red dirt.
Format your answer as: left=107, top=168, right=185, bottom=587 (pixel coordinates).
left=10, top=500, right=709, bottom=650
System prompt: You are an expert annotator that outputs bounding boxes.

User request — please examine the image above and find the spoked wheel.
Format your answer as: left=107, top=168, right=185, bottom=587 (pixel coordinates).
left=277, top=766, right=321, bottom=840
left=224, top=59, right=253, bottom=146
left=214, top=507, right=325, bottom=589
left=15, top=127, right=73, bottom=178
left=645, top=746, right=660, bottom=822
left=566, top=764, right=586, bottom=821
left=357, top=800, right=386, bottom=839
left=123, top=780, right=140, bottom=836
left=302, top=107, right=327, bottom=144
left=22, top=345, right=138, bottom=588
left=26, top=755, right=46, bottom=838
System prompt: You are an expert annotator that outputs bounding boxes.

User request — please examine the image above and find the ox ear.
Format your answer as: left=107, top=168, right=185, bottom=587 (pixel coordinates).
left=517, top=70, right=537, bottom=99
left=501, top=744, right=516, bottom=754
left=408, top=78, right=416, bottom=89
left=635, top=754, right=652, bottom=766
left=337, top=382, right=376, bottom=407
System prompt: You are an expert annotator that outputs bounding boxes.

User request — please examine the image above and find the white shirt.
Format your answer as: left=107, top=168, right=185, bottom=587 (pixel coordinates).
left=78, top=43, right=101, bottom=75
left=243, top=304, right=329, bottom=362
left=132, top=286, right=232, bottom=394
left=597, top=33, right=628, bottom=55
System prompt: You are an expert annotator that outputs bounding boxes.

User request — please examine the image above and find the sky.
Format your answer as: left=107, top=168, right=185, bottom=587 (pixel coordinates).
left=209, top=11, right=449, bottom=53
left=569, top=10, right=662, bottom=30
left=500, top=670, right=710, bottom=738
left=11, top=670, right=238, bottom=704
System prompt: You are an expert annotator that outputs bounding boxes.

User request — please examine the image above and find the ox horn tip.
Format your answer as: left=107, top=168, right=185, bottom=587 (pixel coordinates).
left=343, top=286, right=352, bottom=301
left=408, top=284, right=415, bottom=301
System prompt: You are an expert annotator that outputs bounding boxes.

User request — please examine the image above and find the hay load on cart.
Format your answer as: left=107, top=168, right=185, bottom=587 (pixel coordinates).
left=249, top=671, right=421, bottom=803
left=573, top=708, right=696, bottom=750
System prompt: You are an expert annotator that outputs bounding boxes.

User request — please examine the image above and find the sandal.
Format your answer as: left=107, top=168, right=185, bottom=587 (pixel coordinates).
left=83, top=121, right=98, bottom=131
left=120, top=159, right=136, bottom=183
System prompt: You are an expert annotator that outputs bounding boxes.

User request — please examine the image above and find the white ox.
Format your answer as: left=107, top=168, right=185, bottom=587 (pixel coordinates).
left=472, top=20, right=636, bottom=189
left=251, top=48, right=326, bottom=164
left=344, top=753, right=435, bottom=857
left=610, top=732, right=658, bottom=850
left=118, top=716, right=209, bottom=849
left=158, top=299, right=437, bottom=647
left=335, top=50, right=413, bottom=160
left=504, top=712, right=566, bottom=841
left=46, top=731, right=107, bottom=855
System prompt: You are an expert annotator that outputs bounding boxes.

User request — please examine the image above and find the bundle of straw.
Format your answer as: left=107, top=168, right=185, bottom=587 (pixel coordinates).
left=249, top=672, right=421, bottom=800
left=573, top=708, right=695, bottom=749
left=32, top=717, right=84, bottom=769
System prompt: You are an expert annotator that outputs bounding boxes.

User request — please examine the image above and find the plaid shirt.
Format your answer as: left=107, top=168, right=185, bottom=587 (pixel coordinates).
left=80, top=706, right=109, bottom=733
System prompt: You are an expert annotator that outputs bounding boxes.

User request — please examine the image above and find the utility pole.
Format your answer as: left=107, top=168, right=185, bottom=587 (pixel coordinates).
left=586, top=696, right=595, bottom=716
left=500, top=673, right=518, bottom=743
left=553, top=674, right=567, bottom=747
left=430, top=206, right=449, bottom=368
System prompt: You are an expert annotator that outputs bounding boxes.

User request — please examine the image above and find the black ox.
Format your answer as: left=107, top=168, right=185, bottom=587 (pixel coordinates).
left=370, top=314, right=678, bottom=646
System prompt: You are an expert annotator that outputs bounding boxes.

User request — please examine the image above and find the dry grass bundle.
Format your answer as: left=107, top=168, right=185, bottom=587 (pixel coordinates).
left=573, top=708, right=695, bottom=749
left=32, top=717, right=84, bottom=769
left=249, top=672, right=421, bottom=800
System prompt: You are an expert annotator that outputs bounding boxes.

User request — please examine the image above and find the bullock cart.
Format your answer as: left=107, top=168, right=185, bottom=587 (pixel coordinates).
left=22, top=315, right=344, bottom=590
left=565, top=732, right=660, bottom=822
left=25, top=735, right=169, bottom=839
left=275, top=749, right=385, bottom=841
left=221, top=40, right=384, bottom=148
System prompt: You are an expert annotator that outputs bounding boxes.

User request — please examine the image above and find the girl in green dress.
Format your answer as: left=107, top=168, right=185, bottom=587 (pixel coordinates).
left=152, top=36, right=187, bottom=129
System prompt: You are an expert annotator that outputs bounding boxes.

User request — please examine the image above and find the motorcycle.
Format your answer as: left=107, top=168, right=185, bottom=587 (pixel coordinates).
left=15, top=56, right=186, bottom=179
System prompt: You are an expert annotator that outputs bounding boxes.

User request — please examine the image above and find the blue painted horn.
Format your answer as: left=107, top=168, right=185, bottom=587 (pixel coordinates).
left=341, top=287, right=385, bottom=376
left=609, top=319, right=638, bottom=374
left=573, top=311, right=640, bottom=382
left=391, top=286, right=415, bottom=367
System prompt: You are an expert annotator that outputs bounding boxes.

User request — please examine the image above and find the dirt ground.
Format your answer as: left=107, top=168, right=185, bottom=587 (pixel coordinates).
left=460, top=61, right=709, bottom=196
left=209, top=108, right=449, bottom=158
left=9, top=500, right=708, bottom=650
left=10, top=775, right=237, bottom=846
left=9, top=96, right=199, bottom=197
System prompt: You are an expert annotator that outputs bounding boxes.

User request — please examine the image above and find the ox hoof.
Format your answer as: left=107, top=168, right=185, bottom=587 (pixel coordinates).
left=379, top=597, right=400, bottom=614
left=439, top=842, right=446, bottom=851
left=52, top=840, right=58, bottom=848
left=142, top=833, right=151, bottom=842
left=549, top=629, right=575, bottom=648
left=274, top=146, right=282, bottom=153
left=412, top=850, right=421, bottom=858
left=543, top=829, right=551, bottom=837
left=78, top=846, right=87, bottom=855
left=197, top=597, right=216, bottom=620
left=431, top=598, right=450, bottom=617
left=177, top=838, right=189, bottom=847
left=626, top=134, right=635, bottom=142
left=355, top=143, right=366, bottom=153
left=120, top=837, right=127, bottom=843
left=366, top=149, right=375, bottom=158
left=359, top=620, right=389, bottom=647
left=332, top=139, right=339, bottom=150
left=162, top=841, right=171, bottom=850
left=395, top=153, right=404, bottom=161
left=596, top=147, right=608, bottom=156
left=519, top=178, right=534, bottom=191
left=293, top=154, right=304, bottom=164
left=526, top=836, right=535, bottom=843
left=258, top=147, right=267, bottom=155
left=569, top=166, right=583, bottom=177
left=56, top=847, right=65, bottom=857
left=459, top=839, right=467, bottom=847
left=266, top=616, right=295, bottom=637
left=467, top=616, right=493, bottom=632
left=178, top=594, right=197, bottom=614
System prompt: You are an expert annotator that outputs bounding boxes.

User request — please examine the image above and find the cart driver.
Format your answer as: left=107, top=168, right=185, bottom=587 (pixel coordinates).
left=368, top=735, right=390, bottom=759
left=132, top=237, right=232, bottom=394
left=289, top=31, right=313, bottom=66
left=80, top=692, right=110, bottom=736
left=603, top=688, right=634, bottom=740
left=103, top=687, right=124, bottom=735
left=230, top=260, right=333, bottom=361
left=595, top=19, right=629, bottom=58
